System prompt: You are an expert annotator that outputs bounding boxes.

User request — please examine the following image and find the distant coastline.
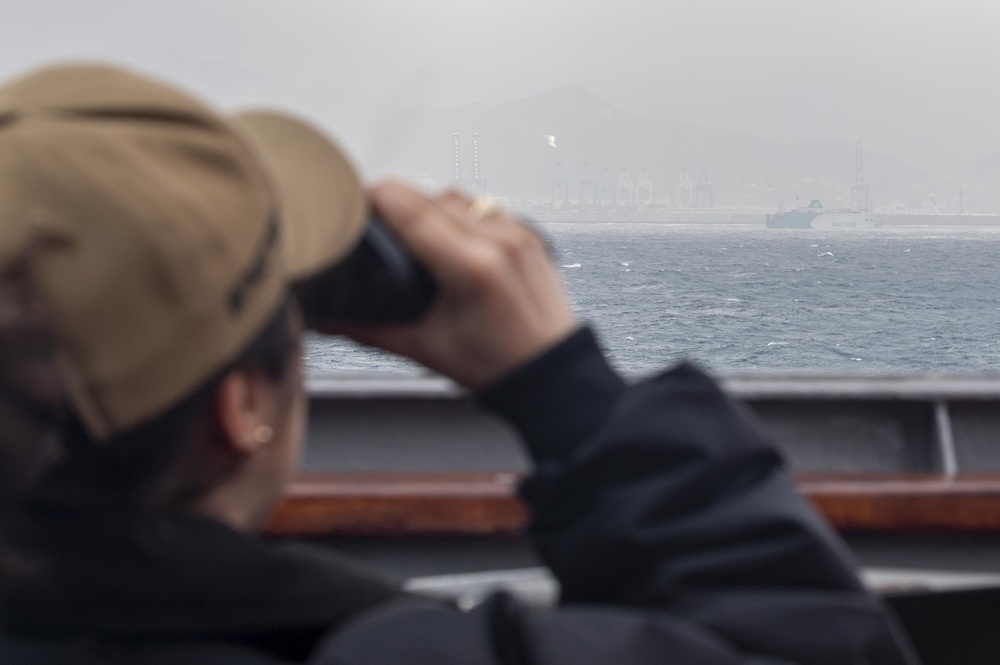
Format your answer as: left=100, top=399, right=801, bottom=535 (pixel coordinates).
left=514, top=206, right=1000, bottom=226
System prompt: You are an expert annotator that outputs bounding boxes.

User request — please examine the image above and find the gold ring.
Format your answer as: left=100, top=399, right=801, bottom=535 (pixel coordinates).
left=468, top=197, right=499, bottom=221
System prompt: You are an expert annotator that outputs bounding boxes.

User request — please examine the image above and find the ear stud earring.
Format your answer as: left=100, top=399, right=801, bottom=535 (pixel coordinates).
left=253, top=424, right=274, bottom=446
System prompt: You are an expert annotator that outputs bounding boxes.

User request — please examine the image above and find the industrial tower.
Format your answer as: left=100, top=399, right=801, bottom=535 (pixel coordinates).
left=851, top=141, right=869, bottom=210
left=551, top=162, right=569, bottom=207
left=469, top=133, right=487, bottom=195
left=635, top=169, right=653, bottom=206
left=580, top=162, right=596, bottom=204
left=448, top=133, right=488, bottom=194
left=451, top=133, right=462, bottom=189
left=695, top=168, right=714, bottom=208
left=616, top=169, right=634, bottom=206
left=599, top=169, right=614, bottom=207
left=675, top=169, right=694, bottom=207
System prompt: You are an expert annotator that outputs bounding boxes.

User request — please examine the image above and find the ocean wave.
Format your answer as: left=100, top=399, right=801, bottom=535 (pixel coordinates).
left=308, top=228, right=1000, bottom=375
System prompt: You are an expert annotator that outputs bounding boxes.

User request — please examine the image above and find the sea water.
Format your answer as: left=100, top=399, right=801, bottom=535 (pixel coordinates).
left=304, top=225, right=1000, bottom=377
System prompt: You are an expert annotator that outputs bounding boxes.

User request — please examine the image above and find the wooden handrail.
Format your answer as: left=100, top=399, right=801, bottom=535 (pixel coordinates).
left=262, top=472, right=1000, bottom=538
left=264, top=472, right=528, bottom=537
left=799, top=473, right=1000, bottom=532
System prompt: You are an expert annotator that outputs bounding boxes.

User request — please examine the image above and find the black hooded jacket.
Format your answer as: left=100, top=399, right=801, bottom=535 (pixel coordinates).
left=0, top=328, right=918, bottom=664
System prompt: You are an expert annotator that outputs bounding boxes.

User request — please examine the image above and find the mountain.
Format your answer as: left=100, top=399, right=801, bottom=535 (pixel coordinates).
left=359, top=85, right=933, bottom=208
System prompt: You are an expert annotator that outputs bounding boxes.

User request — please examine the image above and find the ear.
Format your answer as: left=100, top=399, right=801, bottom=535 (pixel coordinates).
left=214, top=370, right=275, bottom=456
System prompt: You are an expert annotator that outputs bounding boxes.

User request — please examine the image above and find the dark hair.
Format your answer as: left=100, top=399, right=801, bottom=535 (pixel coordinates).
left=0, top=267, right=63, bottom=580
left=1, top=281, right=298, bottom=593
left=0, top=268, right=61, bottom=505
left=39, top=300, right=298, bottom=515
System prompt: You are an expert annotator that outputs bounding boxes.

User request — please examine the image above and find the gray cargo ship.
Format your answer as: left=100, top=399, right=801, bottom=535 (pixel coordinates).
left=766, top=200, right=877, bottom=229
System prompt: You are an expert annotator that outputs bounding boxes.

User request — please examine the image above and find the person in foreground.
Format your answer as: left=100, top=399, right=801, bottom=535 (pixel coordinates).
left=0, top=64, right=917, bottom=664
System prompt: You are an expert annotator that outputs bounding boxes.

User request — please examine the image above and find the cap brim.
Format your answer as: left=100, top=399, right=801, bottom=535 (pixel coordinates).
left=229, top=111, right=367, bottom=282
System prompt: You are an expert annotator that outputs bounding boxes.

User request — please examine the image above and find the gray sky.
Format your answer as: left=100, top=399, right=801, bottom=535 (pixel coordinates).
left=1, top=0, right=998, bottom=174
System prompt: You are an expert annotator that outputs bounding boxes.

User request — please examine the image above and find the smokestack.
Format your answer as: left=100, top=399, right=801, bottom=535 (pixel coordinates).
left=451, top=133, right=462, bottom=188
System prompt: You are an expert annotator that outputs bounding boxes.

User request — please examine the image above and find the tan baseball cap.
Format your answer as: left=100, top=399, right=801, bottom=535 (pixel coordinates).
left=0, top=64, right=368, bottom=439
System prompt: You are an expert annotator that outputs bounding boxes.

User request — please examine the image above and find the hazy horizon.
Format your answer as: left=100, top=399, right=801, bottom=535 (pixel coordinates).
left=2, top=0, right=998, bottom=180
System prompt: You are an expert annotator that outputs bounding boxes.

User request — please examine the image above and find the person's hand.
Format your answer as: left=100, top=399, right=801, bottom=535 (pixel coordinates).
left=322, top=181, right=577, bottom=389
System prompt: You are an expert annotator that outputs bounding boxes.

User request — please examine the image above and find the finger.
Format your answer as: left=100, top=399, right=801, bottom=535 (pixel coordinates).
left=438, top=192, right=507, bottom=226
left=369, top=181, right=485, bottom=282
left=437, top=189, right=475, bottom=211
left=436, top=194, right=556, bottom=261
left=437, top=194, right=490, bottom=234
left=438, top=196, right=525, bottom=256
left=439, top=196, right=553, bottom=272
left=432, top=198, right=527, bottom=286
left=372, top=181, right=471, bottom=240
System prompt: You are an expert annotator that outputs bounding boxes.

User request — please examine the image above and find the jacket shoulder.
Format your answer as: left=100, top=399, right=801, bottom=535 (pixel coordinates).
left=309, top=593, right=766, bottom=665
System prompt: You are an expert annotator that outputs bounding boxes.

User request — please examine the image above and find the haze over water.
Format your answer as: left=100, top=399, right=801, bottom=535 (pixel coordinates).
left=306, top=225, right=1000, bottom=377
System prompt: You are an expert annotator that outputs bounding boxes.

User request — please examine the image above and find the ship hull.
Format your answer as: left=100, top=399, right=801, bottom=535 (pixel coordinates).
left=767, top=210, right=878, bottom=229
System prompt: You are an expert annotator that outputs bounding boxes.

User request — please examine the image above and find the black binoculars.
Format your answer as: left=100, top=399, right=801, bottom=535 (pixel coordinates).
left=295, top=209, right=551, bottom=325
left=294, top=212, right=438, bottom=325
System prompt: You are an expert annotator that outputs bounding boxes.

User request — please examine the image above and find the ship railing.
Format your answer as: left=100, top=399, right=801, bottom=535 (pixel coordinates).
left=264, top=372, right=1000, bottom=664
left=270, top=371, right=1000, bottom=540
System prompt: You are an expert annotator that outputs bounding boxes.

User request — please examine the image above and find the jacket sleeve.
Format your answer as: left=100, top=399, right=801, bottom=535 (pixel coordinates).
left=477, top=327, right=918, bottom=665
